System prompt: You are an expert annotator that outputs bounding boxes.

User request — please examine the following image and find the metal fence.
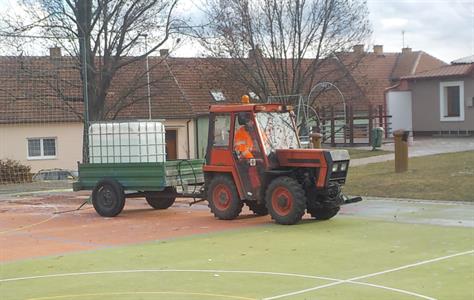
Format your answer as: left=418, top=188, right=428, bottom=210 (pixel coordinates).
left=318, top=104, right=391, bottom=146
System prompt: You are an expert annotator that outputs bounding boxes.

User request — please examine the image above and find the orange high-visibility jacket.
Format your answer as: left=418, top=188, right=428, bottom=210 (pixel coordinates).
left=234, top=126, right=254, bottom=159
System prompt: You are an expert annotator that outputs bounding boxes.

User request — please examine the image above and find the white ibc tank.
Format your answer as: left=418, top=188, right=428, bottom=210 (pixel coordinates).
left=88, top=120, right=166, bottom=163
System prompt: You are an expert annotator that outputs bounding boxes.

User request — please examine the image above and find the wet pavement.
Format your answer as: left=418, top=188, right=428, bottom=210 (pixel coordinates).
left=351, top=137, right=474, bottom=166
left=341, top=197, right=474, bottom=228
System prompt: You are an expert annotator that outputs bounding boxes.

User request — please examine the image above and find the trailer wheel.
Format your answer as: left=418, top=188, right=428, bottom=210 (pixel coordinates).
left=308, top=206, right=340, bottom=220
left=207, top=175, right=243, bottom=220
left=265, top=176, right=306, bottom=225
left=92, top=178, right=125, bottom=217
left=145, top=188, right=176, bottom=209
left=247, top=201, right=268, bottom=216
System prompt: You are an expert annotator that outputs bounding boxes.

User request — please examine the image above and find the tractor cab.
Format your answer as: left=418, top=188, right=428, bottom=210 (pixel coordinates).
left=203, top=96, right=361, bottom=225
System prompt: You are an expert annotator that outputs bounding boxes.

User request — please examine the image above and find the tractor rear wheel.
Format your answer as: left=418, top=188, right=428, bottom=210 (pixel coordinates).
left=145, top=188, right=176, bottom=209
left=265, top=176, right=306, bottom=225
left=92, top=178, right=125, bottom=217
left=247, top=201, right=268, bottom=216
left=207, top=175, right=243, bottom=220
left=308, top=206, right=340, bottom=220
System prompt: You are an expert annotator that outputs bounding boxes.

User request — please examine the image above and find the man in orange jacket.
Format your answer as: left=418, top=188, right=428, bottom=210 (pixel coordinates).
left=235, top=131, right=254, bottom=159
left=234, top=113, right=255, bottom=159
left=234, top=113, right=261, bottom=198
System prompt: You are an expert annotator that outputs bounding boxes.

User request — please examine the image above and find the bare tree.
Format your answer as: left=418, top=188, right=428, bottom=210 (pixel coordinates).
left=13, top=0, right=181, bottom=120
left=1, top=0, right=181, bottom=161
left=198, top=0, right=371, bottom=101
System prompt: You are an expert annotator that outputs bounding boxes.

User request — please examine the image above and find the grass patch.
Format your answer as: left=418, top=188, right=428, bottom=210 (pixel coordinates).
left=345, top=151, right=474, bottom=201
left=345, top=148, right=392, bottom=159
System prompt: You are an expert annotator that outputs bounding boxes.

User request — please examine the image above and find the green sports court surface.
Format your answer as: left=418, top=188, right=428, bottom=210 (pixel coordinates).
left=1, top=214, right=472, bottom=300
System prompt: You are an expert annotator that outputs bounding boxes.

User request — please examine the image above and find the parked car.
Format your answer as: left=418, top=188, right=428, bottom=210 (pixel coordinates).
left=33, top=169, right=78, bottom=181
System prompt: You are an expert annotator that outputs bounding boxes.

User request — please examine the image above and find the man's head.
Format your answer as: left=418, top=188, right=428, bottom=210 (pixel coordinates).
left=237, top=113, right=251, bottom=126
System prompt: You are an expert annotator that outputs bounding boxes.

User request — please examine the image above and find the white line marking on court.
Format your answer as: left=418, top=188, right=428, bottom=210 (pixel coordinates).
left=0, top=269, right=342, bottom=283
left=263, top=249, right=474, bottom=300
left=27, top=291, right=257, bottom=300
left=0, top=268, right=445, bottom=299
left=349, top=281, right=436, bottom=300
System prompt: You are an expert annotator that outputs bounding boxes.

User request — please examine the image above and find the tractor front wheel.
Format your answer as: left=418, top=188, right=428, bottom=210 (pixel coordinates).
left=92, top=178, right=126, bottom=217
left=265, top=177, right=306, bottom=225
left=207, top=175, right=243, bottom=220
left=307, top=206, right=340, bottom=220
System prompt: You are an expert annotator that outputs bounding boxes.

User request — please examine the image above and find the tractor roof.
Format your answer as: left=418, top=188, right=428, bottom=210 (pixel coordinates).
left=209, top=103, right=291, bottom=113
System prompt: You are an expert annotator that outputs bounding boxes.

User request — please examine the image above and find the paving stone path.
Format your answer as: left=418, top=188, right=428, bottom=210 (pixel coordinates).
left=351, top=137, right=474, bottom=166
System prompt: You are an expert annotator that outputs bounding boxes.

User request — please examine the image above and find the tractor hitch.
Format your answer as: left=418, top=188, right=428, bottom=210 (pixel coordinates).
left=343, top=196, right=362, bottom=205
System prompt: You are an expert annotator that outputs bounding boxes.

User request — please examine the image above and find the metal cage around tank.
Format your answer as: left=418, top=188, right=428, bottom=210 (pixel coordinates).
left=88, top=120, right=167, bottom=164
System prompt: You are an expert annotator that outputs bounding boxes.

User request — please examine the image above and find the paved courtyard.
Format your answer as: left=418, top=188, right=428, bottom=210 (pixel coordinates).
left=351, top=137, right=474, bottom=166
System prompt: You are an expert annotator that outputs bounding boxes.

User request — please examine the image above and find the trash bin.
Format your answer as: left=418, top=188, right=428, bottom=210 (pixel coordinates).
left=393, top=130, right=409, bottom=173
left=371, top=127, right=384, bottom=150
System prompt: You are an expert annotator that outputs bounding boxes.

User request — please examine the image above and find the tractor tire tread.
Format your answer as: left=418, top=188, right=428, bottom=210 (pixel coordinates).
left=207, top=175, right=243, bottom=220
left=265, top=176, right=306, bottom=225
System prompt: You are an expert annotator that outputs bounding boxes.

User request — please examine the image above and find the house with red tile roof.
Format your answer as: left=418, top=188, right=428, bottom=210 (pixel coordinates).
left=0, top=45, right=448, bottom=171
left=393, top=56, right=474, bottom=136
left=313, top=46, right=446, bottom=110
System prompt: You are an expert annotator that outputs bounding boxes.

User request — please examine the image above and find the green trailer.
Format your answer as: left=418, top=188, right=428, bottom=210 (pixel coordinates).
left=73, top=159, right=205, bottom=217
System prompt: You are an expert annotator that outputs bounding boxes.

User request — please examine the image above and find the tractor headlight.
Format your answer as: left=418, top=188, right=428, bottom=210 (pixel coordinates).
left=332, top=164, right=339, bottom=172
left=340, top=162, right=347, bottom=171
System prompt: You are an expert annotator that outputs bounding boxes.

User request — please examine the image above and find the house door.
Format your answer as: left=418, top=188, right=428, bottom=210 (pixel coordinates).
left=165, top=130, right=177, bottom=160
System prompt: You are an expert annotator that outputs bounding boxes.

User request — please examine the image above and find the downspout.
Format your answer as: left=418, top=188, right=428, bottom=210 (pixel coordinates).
left=186, top=119, right=191, bottom=159
left=383, top=82, right=402, bottom=138
left=195, top=118, right=199, bottom=158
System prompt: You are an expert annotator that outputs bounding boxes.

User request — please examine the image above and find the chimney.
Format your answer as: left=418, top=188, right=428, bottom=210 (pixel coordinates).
left=373, top=45, right=383, bottom=56
left=160, top=49, right=169, bottom=57
left=49, top=47, right=61, bottom=58
left=248, top=45, right=263, bottom=59
left=353, top=44, right=364, bottom=55
left=402, top=47, right=412, bottom=54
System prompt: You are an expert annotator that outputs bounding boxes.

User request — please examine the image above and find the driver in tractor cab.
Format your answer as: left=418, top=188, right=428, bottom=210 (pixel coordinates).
left=234, top=113, right=255, bottom=159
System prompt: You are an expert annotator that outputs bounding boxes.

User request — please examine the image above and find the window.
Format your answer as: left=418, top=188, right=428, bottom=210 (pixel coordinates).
left=255, top=112, right=299, bottom=155
left=213, top=115, right=231, bottom=147
left=27, top=138, right=57, bottom=159
left=249, top=91, right=260, bottom=101
left=440, top=81, right=464, bottom=121
left=210, top=90, right=226, bottom=102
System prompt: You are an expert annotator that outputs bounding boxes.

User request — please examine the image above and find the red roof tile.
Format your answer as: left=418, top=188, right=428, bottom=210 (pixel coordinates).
left=0, top=48, right=449, bottom=124
left=402, top=63, right=473, bottom=79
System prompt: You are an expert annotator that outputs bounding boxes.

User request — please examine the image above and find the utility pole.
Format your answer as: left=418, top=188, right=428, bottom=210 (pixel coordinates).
left=142, top=34, right=152, bottom=119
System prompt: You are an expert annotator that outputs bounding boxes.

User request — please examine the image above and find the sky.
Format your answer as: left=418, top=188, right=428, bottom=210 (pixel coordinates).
left=172, top=0, right=474, bottom=63
left=366, top=0, right=473, bottom=63
left=1, top=0, right=473, bottom=63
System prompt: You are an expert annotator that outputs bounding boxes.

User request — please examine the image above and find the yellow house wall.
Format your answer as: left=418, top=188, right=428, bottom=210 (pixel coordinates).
left=0, top=119, right=197, bottom=173
left=163, top=119, right=196, bottom=159
left=0, top=122, right=84, bottom=172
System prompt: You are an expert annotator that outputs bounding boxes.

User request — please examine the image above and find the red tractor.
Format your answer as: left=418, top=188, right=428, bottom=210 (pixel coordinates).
left=203, top=98, right=361, bottom=225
